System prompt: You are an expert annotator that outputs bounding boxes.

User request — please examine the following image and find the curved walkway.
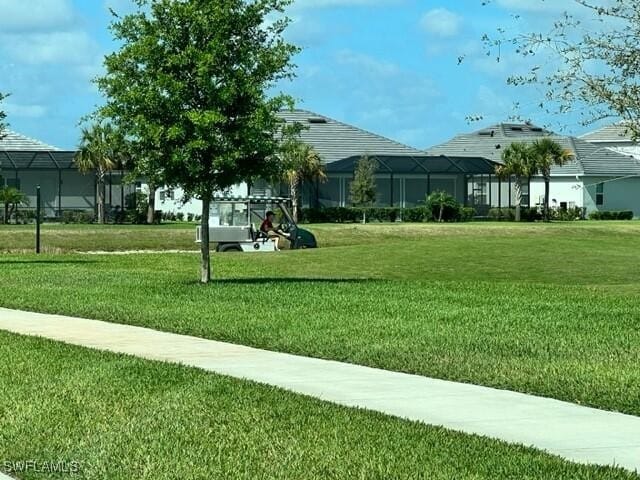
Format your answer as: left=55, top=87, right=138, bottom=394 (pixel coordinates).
left=0, top=307, right=638, bottom=473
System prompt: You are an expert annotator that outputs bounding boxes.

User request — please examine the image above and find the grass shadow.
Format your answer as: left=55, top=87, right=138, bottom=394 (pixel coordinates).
left=0, top=260, right=98, bottom=265
left=186, top=277, right=377, bottom=286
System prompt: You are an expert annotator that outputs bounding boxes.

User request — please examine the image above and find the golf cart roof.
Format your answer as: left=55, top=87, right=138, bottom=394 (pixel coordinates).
left=212, top=195, right=291, bottom=204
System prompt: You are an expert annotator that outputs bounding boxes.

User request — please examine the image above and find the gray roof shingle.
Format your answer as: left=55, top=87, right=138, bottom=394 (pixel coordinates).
left=0, top=130, right=61, bottom=152
left=579, top=123, right=637, bottom=143
left=426, top=123, right=640, bottom=177
left=277, top=109, right=426, bottom=164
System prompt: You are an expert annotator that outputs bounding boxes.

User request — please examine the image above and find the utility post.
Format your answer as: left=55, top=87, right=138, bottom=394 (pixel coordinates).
left=36, top=185, right=41, bottom=254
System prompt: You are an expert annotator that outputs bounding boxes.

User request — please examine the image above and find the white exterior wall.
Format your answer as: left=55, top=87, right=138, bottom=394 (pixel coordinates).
left=529, top=177, right=584, bottom=209
left=153, top=183, right=249, bottom=216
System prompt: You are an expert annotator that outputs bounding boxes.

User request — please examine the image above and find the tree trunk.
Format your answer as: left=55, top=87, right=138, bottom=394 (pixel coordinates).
left=3, top=202, right=7, bottom=224
left=147, top=184, right=157, bottom=224
left=362, top=210, right=366, bottom=225
left=8, top=204, right=15, bottom=224
left=438, top=205, right=444, bottom=223
left=290, top=177, right=298, bottom=223
left=200, top=193, right=212, bottom=284
left=97, top=171, right=105, bottom=224
left=514, top=179, right=522, bottom=222
left=544, top=177, right=550, bottom=222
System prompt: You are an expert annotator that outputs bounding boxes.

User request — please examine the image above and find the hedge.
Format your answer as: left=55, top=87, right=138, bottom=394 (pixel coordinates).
left=589, top=210, right=634, bottom=220
left=299, top=206, right=475, bottom=224
left=487, top=208, right=543, bottom=222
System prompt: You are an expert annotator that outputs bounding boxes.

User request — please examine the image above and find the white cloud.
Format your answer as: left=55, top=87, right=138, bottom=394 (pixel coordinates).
left=1, top=31, right=99, bottom=66
left=336, top=50, right=401, bottom=76
left=420, top=8, right=462, bottom=38
left=293, top=0, right=401, bottom=8
left=0, top=0, right=76, bottom=32
left=5, top=103, right=48, bottom=119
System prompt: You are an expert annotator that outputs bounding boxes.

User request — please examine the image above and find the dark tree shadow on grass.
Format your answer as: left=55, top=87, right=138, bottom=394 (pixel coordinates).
left=186, top=277, right=378, bottom=286
left=0, top=260, right=98, bottom=265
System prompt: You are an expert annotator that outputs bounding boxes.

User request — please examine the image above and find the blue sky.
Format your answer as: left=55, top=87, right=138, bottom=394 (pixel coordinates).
left=0, top=0, right=608, bottom=150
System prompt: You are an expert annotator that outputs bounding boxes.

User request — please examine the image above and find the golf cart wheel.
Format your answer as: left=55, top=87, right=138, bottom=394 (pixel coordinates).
left=218, top=244, right=242, bottom=253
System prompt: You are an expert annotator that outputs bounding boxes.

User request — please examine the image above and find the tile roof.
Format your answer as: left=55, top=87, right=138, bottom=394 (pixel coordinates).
left=277, top=109, right=426, bottom=164
left=579, top=123, right=637, bottom=143
left=426, top=123, right=640, bottom=177
left=0, top=130, right=61, bottom=151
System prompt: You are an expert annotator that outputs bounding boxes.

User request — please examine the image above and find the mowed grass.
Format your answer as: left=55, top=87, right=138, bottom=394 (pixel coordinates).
left=1, top=331, right=637, bottom=480
left=1, top=222, right=639, bottom=416
left=0, top=223, right=197, bottom=253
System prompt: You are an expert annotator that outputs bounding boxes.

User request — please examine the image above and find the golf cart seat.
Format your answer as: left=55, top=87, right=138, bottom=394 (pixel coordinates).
left=251, top=223, right=269, bottom=242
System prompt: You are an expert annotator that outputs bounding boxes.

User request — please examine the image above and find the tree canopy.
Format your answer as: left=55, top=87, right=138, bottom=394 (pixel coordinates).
left=0, top=93, right=8, bottom=140
left=279, top=138, right=325, bottom=222
left=350, top=156, right=377, bottom=223
left=481, top=0, right=640, bottom=137
left=74, top=122, right=125, bottom=224
left=97, top=0, right=299, bottom=282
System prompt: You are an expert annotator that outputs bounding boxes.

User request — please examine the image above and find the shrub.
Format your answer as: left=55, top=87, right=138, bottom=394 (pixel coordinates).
left=298, top=205, right=473, bottom=224
left=459, top=207, right=476, bottom=222
left=589, top=210, right=634, bottom=220
left=425, top=191, right=460, bottom=222
left=401, top=206, right=432, bottom=223
left=187, top=213, right=194, bottom=222
left=551, top=207, right=585, bottom=221
left=61, top=210, right=95, bottom=224
left=486, top=207, right=545, bottom=222
left=176, top=212, right=185, bottom=222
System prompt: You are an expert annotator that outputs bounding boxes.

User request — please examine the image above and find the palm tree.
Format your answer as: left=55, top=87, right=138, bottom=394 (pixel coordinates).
left=74, top=123, right=123, bottom=224
left=530, top=138, right=574, bottom=222
left=0, top=187, right=28, bottom=224
left=495, top=142, right=536, bottom=222
left=280, top=140, right=326, bottom=222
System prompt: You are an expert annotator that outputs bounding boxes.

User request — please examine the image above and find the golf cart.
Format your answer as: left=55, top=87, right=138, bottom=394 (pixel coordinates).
left=196, top=195, right=317, bottom=252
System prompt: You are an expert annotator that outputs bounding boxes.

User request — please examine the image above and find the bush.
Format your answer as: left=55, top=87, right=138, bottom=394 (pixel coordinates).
left=425, top=191, right=461, bottom=222
left=176, top=212, right=185, bottom=222
left=187, top=213, right=194, bottom=222
left=298, top=204, right=474, bottom=224
left=459, top=207, right=476, bottom=222
left=401, top=206, right=432, bottom=222
left=61, top=210, right=95, bottom=224
left=551, top=207, right=585, bottom=221
left=487, top=207, right=544, bottom=222
left=589, top=210, right=634, bottom=220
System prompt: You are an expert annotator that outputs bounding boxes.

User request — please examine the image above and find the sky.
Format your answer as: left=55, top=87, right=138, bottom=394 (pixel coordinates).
left=0, top=0, right=614, bottom=150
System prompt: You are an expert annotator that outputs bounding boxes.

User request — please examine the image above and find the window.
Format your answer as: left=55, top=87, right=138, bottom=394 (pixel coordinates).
left=596, top=183, right=604, bottom=206
left=6, top=178, right=20, bottom=190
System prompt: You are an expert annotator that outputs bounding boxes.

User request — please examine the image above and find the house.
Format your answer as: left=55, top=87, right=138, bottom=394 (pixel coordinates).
left=0, top=130, right=133, bottom=218
left=426, top=123, right=640, bottom=217
left=580, top=123, right=640, bottom=158
left=156, top=110, right=499, bottom=215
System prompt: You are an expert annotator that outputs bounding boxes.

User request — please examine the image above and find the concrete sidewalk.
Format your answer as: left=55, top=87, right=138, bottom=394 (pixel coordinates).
left=0, top=307, right=639, bottom=473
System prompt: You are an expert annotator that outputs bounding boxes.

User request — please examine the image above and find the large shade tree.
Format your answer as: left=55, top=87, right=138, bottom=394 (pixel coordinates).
left=0, top=93, right=7, bottom=140
left=97, top=0, right=298, bottom=283
left=494, top=142, right=536, bottom=222
left=530, top=139, right=573, bottom=222
left=481, top=0, right=640, bottom=137
left=74, top=123, right=124, bottom=224
left=280, top=139, right=325, bottom=222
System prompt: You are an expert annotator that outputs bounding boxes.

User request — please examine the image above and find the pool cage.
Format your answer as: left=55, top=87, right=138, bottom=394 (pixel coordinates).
left=0, top=150, right=137, bottom=221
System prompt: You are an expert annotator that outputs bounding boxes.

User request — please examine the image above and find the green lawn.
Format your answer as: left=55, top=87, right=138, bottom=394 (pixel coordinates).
left=1, top=222, right=639, bottom=417
left=1, top=331, right=636, bottom=480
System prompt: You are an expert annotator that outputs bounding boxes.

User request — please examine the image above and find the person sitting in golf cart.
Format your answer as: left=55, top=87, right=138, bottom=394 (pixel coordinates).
left=260, top=210, right=290, bottom=250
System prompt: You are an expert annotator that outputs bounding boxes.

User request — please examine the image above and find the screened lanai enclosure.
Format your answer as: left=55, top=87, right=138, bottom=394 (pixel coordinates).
left=0, top=150, right=136, bottom=219
left=293, top=154, right=524, bottom=215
